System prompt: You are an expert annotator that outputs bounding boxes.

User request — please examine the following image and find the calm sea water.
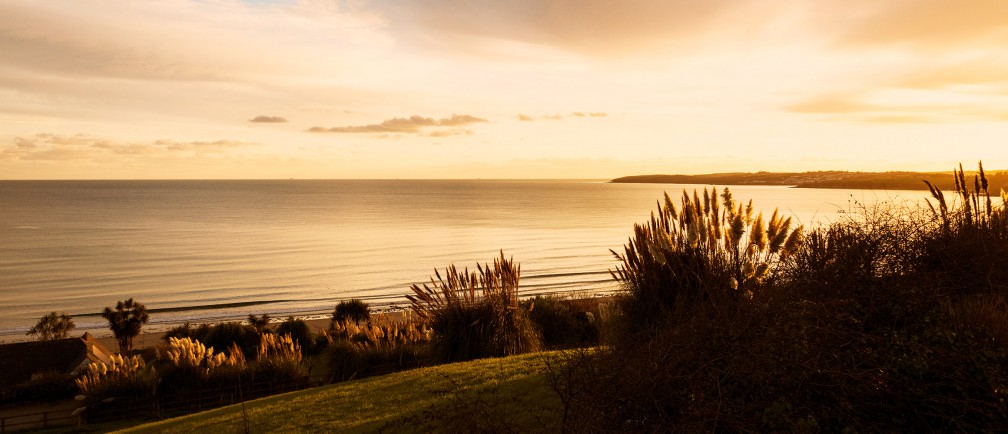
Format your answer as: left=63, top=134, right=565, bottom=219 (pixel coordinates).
left=0, top=180, right=930, bottom=339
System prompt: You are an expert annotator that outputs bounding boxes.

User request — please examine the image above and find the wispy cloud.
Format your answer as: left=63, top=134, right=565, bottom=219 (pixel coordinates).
left=387, top=0, right=748, bottom=55
left=248, top=115, right=288, bottom=123
left=308, top=114, right=487, bottom=134
left=521, top=112, right=608, bottom=121
left=1, top=134, right=253, bottom=161
left=839, top=0, right=1008, bottom=49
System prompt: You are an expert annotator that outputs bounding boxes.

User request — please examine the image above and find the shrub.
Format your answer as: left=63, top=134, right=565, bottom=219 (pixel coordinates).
left=408, top=252, right=541, bottom=362
left=27, top=311, right=75, bottom=341
left=324, top=318, right=432, bottom=381
left=101, top=298, right=150, bottom=354
left=556, top=165, right=1008, bottom=432
left=919, top=162, right=1008, bottom=295
left=75, top=354, right=156, bottom=398
left=331, top=299, right=371, bottom=326
left=610, top=187, right=802, bottom=328
left=254, top=333, right=305, bottom=382
left=523, top=295, right=601, bottom=348
left=275, top=316, right=312, bottom=355
left=247, top=313, right=271, bottom=334
left=202, top=321, right=259, bottom=358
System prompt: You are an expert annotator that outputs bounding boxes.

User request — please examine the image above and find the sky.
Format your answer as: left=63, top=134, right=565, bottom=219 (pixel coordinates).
left=1, top=0, right=1007, bottom=179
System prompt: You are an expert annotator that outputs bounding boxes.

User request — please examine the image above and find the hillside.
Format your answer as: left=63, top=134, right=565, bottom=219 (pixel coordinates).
left=115, top=351, right=563, bottom=434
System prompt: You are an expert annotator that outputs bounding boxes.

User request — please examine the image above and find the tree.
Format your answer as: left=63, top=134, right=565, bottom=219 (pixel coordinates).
left=27, top=311, right=75, bottom=341
left=331, top=299, right=371, bottom=326
left=101, top=298, right=149, bottom=354
left=276, top=316, right=311, bottom=354
left=248, top=313, right=271, bottom=334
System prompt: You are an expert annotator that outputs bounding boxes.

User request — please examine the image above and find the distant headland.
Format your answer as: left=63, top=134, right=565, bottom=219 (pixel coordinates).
left=611, top=170, right=1008, bottom=192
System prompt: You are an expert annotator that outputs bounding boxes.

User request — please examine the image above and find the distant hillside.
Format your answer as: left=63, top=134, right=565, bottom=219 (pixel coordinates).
left=612, top=170, right=1008, bottom=192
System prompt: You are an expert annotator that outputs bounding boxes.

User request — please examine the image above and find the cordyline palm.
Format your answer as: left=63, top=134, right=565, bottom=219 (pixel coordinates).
left=102, top=298, right=150, bottom=354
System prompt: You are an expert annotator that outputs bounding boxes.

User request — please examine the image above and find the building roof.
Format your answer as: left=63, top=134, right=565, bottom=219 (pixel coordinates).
left=0, top=333, right=113, bottom=389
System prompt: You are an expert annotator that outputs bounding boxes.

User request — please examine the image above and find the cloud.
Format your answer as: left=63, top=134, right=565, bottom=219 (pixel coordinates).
left=784, top=91, right=1008, bottom=124
left=520, top=112, right=608, bottom=121
left=426, top=129, right=474, bottom=138
left=1, top=134, right=253, bottom=161
left=386, top=0, right=748, bottom=55
left=308, top=114, right=487, bottom=134
left=248, top=115, right=288, bottom=123
left=839, top=0, right=1008, bottom=49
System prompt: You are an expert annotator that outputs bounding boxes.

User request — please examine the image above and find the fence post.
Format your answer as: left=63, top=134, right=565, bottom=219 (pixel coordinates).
left=42, top=412, right=48, bottom=428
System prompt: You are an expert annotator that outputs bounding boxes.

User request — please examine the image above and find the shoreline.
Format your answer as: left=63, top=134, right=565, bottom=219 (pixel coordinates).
left=0, top=288, right=618, bottom=346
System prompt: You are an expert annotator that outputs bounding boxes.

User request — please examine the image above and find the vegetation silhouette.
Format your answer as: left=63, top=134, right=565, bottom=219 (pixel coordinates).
left=26, top=311, right=75, bottom=341
left=101, top=298, right=149, bottom=354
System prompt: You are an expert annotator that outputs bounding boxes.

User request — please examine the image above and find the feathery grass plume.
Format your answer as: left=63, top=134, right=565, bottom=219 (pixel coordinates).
left=918, top=161, right=1008, bottom=295
left=325, top=318, right=432, bottom=381
left=75, top=354, right=155, bottom=397
left=610, top=186, right=802, bottom=325
left=254, top=333, right=305, bottom=381
left=258, top=333, right=301, bottom=363
left=407, top=251, right=541, bottom=362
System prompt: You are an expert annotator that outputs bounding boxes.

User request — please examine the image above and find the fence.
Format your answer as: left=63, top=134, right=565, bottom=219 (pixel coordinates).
left=0, top=408, right=79, bottom=432
left=0, top=374, right=325, bottom=432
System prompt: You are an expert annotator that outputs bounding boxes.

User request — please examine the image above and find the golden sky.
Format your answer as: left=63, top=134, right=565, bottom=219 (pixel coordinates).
left=1, top=0, right=1007, bottom=179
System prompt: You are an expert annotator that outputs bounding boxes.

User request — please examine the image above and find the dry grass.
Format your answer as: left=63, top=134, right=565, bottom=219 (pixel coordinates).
left=407, top=252, right=542, bottom=362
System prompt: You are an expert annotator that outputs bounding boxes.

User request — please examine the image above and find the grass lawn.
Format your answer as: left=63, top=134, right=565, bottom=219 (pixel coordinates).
left=115, top=351, right=565, bottom=433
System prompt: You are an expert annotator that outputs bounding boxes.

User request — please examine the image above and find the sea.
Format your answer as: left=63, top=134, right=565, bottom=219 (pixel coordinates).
left=0, top=180, right=932, bottom=340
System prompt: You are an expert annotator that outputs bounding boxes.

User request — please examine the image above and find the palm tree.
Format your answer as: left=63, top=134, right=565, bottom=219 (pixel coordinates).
left=101, top=298, right=150, bottom=354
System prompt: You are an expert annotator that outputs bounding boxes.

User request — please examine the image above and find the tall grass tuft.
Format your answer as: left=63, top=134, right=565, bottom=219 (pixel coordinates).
left=75, top=354, right=155, bottom=398
left=610, top=186, right=802, bottom=325
left=920, top=162, right=1008, bottom=294
left=324, top=318, right=432, bottom=381
left=407, top=251, right=542, bottom=362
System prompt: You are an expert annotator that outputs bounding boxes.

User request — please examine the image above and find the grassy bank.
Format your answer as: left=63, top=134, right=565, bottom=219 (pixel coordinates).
left=116, top=351, right=562, bottom=433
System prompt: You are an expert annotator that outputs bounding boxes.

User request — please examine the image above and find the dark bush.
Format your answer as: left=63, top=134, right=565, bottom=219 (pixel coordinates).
left=275, top=316, right=312, bottom=355
left=202, top=321, right=258, bottom=357
left=407, top=252, right=541, bottom=362
left=556, top=166, right=1008, bottom=432
left=331, top=299, right=371, bottom=326
left=0, top=375, right=77, bottom=405
left=523, top=295, right=601, bottom=348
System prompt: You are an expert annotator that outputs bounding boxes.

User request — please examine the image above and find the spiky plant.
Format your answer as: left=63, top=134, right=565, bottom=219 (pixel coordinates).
left=75, top=354, right=155, bottom=397
left=920, top=162, right=1008, bottom=294
left=611, top=187, right=803, bottom=324
left=407, top=252, right=541, bottom=362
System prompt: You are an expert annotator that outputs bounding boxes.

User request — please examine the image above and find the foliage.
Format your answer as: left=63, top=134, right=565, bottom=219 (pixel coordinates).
left=523, top=295, right=601, bottom=348
left=26, top=311, right=75, bottom=341
left=331, top=299, right=372, bottom=326
left=202, top=321, right=259, bottom=358
left=247, top=313, right=271, bottom=334
left=324, top=318, right=432, bottom=381
left=275, top=316, right=312, bottom=355
left=557, top=163, right=1008, bottom=432
left=75, top=354, right=156, bottom=398
left=610, top=187, right=802, bottom=327
left=101, top=298, right=150, bottom=354
left=255, top=333, right=305, bottom=381
left=0, top=374, right=77, bottom=405
left=408, top=252, right=542, bottom=362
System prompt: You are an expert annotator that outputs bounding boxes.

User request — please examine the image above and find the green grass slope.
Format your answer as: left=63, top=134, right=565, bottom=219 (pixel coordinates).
left=116, top=351, right=563, bottom=434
